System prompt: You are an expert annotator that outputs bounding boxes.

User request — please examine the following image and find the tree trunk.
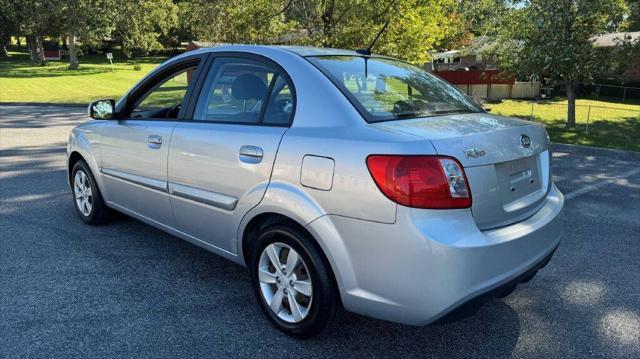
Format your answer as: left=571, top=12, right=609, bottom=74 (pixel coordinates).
left=27, top=35, right=36, bottom=60
left=35, top=36, right=46, bottom=66
left=68, top=33, right=79, bottom=70
left=565, top=81, right=576, bottom=128
left=0, top=35, right=9, bottom=58
left=321, top=0, right=335, bottom=47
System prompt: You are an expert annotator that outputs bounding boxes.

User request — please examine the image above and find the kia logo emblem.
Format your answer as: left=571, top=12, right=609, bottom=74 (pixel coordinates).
left=520, top=134, right=532, bottom=148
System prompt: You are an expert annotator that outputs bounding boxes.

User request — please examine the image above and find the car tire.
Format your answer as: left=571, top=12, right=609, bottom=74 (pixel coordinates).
left=71, top=160, right=111, bottom=225
left=249, top=224, right=339, bottom=339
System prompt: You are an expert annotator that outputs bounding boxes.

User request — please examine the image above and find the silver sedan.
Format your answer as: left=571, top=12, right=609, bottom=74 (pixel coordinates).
left=67, top=45, right=564, bottom=338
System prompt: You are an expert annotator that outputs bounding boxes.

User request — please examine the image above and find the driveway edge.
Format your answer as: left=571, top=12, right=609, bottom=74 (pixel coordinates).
left=551, top=142, right=640, bottom=161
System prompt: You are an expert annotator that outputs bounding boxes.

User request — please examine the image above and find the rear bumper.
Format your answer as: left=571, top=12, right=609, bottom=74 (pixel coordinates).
left=432, top=241, right=558, bottom=324
left=306, top=183, right=564, bottom=326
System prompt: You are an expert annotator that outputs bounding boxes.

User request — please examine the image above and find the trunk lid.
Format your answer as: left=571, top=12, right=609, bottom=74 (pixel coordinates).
left=374, top=113, right=551, bottom=230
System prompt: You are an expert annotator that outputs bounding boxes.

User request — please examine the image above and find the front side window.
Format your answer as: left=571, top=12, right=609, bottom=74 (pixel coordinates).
left=131, top=64, right=199, bottom=118
left=195, top=57, right=294, bottom=125
left=308, top=56, right=481, bottom=122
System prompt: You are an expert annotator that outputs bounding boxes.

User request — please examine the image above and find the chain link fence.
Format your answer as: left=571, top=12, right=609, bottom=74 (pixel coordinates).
left=522, top=102, right=640, bottom=134
left=488, top=100, right=640, bottom=151
left=488, top=90, right=640, bottom=151
left=577, top=83, right=640, bottom=103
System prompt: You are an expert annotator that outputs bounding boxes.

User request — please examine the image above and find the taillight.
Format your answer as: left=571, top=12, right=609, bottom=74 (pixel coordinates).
left=366, top=155, right=471, bottom=209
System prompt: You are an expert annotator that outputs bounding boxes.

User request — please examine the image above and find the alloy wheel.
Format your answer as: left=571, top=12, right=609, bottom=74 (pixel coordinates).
left=258, top=242, right=313, bottom=323
left=73, top=170, right=93, bottom=217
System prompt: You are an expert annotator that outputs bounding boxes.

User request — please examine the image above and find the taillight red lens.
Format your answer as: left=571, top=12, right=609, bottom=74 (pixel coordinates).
left=366, top=155, right=472, bottom=209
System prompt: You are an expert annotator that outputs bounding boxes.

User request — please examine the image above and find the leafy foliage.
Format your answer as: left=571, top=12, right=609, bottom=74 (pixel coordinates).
left=302, top=0, right=459, bottom=63
left=499, top=0, right=627, bottom=82
left=180, top=0, right=457, bottom=63
left=621, top=0, right=640, bottom=30
left=497, top=0, right=628, bottom=126
left=112, top=0, right=179, bottom=57
left=458, top=0, right=512, bottom=37
left=53, top=0, right=114, bottom=45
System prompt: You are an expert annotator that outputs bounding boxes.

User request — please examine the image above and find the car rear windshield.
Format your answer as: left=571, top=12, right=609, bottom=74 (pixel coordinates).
left=308, top=55, right=482, bottom=122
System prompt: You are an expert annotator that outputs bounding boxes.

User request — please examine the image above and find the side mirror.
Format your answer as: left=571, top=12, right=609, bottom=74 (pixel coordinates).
left=89, top=99, right=116, bottom=120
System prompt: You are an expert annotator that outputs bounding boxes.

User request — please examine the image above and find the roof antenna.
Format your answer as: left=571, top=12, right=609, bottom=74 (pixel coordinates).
left=356, top=20, right=390, bottom=56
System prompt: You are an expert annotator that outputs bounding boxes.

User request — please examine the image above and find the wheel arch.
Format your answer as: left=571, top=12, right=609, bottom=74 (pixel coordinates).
left=67, top=151, right=85, bottom=186
left=237, top=181, right=327, bottom=264
left=239, top=209, right=358, bottom=309
left=241, top=212, right=300, bottom=266
left=67, top=149, right=106, bottom=197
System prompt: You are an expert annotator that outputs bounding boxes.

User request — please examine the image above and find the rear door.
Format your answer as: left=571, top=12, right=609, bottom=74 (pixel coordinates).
left=167, top=55, right=295, bottom=253
left=100, top=56, right=204, bottom=226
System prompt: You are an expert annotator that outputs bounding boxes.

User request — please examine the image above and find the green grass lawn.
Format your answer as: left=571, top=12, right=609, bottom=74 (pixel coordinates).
left=490, top=98, right=640, bottom=152
left=0, top=51, right=165, bottom=104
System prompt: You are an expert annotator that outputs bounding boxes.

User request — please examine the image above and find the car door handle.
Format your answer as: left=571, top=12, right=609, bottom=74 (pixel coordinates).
left=148, top=135, right=162, bottom=145
left=239, top=145, right=263, bottom=163
left=147, top=135, right=163, bottom=149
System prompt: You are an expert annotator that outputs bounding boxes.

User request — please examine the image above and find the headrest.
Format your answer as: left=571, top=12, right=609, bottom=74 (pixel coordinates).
left=232, top=74, right=267, bottom=100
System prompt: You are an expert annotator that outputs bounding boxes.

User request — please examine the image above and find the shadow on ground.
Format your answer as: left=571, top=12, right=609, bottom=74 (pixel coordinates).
left=0, top=107, right=86, bottom=128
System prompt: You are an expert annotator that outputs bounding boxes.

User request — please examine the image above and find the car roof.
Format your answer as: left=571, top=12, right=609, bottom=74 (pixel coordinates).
left=186, top=44, right=366, bottom=58
left=161, top=44, right=398, bottom=78
left=273, top=46, right=364, bottom=57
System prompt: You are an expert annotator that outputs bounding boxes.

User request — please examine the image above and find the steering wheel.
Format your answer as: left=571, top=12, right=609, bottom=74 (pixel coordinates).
left=167, top=102, right=181, bottom=118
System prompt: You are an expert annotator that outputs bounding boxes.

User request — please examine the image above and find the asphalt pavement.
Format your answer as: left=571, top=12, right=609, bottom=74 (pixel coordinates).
left=1, top=105, right=639, bottom=358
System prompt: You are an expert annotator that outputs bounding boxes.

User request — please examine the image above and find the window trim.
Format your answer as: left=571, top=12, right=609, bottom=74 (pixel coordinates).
left=305, top=55, right=484, bottom=124
left=257, top=72, right=280, bottom=124
left=185, top=52, right=297, bottom=127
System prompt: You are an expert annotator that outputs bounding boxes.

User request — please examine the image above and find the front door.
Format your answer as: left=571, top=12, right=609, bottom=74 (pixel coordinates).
left=167, top=56, right=295, bottom=253
left=101, top=59, right=202, bottom=226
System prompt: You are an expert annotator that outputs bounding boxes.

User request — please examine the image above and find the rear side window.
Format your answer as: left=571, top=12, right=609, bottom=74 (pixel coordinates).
left=308, top=56, right=481, bottom=122
left=263, top=76, right=294, bottom=125
left=194, top=57, right=294, bottom=125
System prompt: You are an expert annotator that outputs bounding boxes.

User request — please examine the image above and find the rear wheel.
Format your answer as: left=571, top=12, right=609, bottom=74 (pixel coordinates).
left=249, top=224, right=339, bottom=339
left=71, top=160, right=111, bottom=225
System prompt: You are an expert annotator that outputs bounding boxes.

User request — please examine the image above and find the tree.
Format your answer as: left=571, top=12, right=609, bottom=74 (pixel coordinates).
left=288, top=0, right=457, bottom=63
left=24, top=1, right=57, bottom=66
left=56, top=0, right=114, bottom=69
left=112, top=0, right=178, bottom=57
left=178, top=0, right=296, bottom=45
left=369, top=0, right=457, bottom=63
left=3, top=0, right=52, bottom=65
left=179, top=0, right=457, bottom=64
left=457, top=0, right=511, bottom=37
left=499, top=0, right=627, bottom=128
left=0, top=0, right=19, bottom=57
left=436, top=0, right=514, bottom=55
left=621, top=0, right=640, bottom=31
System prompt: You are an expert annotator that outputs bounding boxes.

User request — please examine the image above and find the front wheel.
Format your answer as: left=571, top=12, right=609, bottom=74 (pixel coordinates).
left=71, top=160, right=111, bottom=225
left=249, top=224, right=339, bottom=339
